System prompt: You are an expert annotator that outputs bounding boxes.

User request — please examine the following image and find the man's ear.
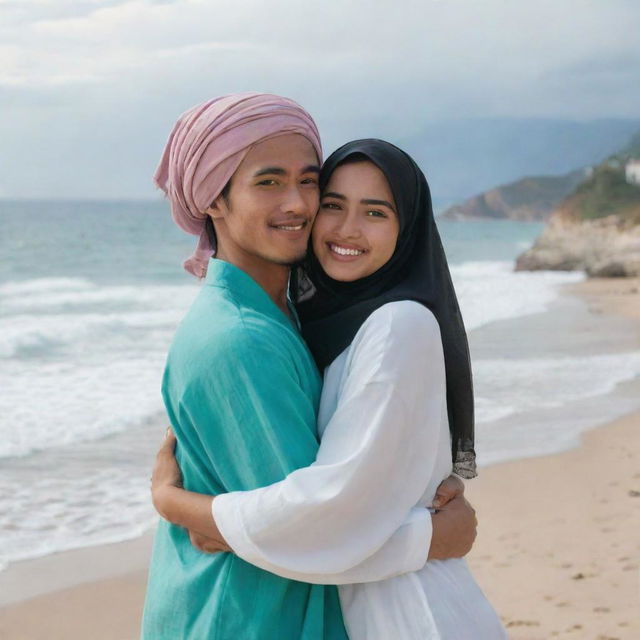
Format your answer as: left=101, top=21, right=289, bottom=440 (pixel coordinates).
left=205, top=196, right=226, bottom=220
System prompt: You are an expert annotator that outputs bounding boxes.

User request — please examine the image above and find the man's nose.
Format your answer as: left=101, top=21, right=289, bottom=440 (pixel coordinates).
left=282, top=184, right=310, bottom=215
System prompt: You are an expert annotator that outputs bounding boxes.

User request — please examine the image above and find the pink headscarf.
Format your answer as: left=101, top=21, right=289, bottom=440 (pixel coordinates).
left=154, top=92, right=323, bottom=278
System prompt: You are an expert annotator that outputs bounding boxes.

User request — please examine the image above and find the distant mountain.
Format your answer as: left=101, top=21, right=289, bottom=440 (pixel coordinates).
left=515, top=131, right=640, bottom=278
left=440, top=169, right=588, bottom=222
left=398, top=118, right=640, bottom=208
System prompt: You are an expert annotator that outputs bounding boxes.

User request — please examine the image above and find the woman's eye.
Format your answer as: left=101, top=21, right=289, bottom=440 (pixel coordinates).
left=321, top=202, right=341, bottom=210
left=366, top=210, right=387, bottom=218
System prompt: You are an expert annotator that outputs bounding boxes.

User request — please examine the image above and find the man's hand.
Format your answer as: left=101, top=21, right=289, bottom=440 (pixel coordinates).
left=432, top=474, right=465, bottom=510
left=151, top=427, right=183, bottom=520
left=428, top=495, right=477, bottom=560
left=150, top=427, right=230, bottom=551
left=188, top=529, right=231, bottom=554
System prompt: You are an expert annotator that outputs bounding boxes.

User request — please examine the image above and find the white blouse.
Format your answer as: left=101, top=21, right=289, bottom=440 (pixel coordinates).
left=213, top=301, right=506, bottom=639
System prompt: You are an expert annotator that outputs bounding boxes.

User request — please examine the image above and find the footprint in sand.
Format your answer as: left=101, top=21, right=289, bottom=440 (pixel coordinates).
left=505, top=620, right=540, bottom=628
left=571, top=572, right=598, bottom=580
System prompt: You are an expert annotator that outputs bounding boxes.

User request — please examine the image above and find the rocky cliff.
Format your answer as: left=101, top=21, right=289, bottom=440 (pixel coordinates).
left=515, top=135, right=640, bottom=277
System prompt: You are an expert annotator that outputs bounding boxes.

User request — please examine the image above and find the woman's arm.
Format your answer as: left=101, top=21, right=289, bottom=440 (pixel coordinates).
left=152, top=436, right=464, bottom=544
left=152, top=430, right=473, bottom=584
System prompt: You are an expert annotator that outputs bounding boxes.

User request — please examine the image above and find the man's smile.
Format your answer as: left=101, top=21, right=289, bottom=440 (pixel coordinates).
left=269, top=218, right=310, bottom=233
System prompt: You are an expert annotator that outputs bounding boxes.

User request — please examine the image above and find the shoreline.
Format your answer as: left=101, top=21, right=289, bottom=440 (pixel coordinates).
left=1, top=277, right=639, bottom=639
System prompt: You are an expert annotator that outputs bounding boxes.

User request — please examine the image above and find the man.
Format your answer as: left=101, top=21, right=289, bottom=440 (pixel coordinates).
left=142, top=93, right=476, bottom=639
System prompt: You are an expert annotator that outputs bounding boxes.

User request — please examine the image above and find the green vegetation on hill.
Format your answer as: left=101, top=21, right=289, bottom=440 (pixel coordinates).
left=575, top=166, right=640, bottom=220
left=571, top=131, right=640, bottom=223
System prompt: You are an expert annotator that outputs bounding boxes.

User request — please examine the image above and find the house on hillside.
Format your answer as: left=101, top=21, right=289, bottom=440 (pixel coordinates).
left=625, top=159, right=640, bottom=186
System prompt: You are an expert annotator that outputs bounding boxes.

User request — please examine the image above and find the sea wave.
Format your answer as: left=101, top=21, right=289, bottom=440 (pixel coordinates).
left=474, top=351, right=640, bottom=426
left=450, top=260, right=584, bottom=330
left=0, top=278, right=199, bottom=458
left=0, top=278, right=198, bottom=313
left=0, top=463, right=157, bottom=569
left=0, top=277, right=96, bottom=297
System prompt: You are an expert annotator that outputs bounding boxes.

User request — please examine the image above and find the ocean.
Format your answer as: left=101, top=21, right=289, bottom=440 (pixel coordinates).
left=1, top=200, right=639, bottom=572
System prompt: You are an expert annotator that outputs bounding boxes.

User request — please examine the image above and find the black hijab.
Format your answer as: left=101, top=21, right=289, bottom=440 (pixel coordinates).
left=295, top=139, right=477, bottom=479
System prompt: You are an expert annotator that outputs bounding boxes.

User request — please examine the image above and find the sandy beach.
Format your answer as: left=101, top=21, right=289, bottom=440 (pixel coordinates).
left=1, top=278, right=638, bottom=640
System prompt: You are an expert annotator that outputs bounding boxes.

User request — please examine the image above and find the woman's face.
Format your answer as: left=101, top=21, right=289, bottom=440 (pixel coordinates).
left=311, top=161, right=400, bottom=282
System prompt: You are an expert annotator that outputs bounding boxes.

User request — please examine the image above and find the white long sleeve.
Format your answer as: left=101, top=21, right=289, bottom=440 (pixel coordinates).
left=213, top=301, right=448, bottom=584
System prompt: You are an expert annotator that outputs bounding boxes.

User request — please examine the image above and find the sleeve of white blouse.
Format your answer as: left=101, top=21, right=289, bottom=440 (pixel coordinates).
left=213, top=301, right=448, bottom=584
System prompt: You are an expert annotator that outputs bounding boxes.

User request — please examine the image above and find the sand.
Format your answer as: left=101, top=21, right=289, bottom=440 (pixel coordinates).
left=1, top=277, right=638, bottom=640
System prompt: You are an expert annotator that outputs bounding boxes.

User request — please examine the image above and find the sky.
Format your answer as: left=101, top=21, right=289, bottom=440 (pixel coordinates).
left=1, top=0, right=639, bottom=199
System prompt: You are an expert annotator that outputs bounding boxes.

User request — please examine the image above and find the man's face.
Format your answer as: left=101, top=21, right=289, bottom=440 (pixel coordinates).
left=209, top=134, right=320, bottom=267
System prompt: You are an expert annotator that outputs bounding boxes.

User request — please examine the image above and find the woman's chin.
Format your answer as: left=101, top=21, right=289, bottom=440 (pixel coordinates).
left=317, top=261, right=365, bottom=283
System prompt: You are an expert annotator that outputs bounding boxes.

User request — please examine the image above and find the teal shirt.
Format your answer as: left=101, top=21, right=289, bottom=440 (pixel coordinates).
left=141, top=260, right=348, bottom=640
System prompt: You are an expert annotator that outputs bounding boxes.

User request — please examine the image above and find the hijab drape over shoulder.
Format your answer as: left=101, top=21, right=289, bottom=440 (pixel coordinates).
left=297, top=139, right=477, bottom=478
left=154, top=92, right=322, bottom=278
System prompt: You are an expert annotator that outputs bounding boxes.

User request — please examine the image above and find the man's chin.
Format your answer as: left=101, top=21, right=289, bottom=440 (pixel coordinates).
left=271, top=249, right=308, bottom=267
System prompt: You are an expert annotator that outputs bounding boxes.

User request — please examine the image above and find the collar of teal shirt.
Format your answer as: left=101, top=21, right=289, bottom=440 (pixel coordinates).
left=204, top=258, right=302, bottom=332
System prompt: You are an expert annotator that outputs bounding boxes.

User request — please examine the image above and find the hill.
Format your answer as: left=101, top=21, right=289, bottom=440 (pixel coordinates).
left=440, top=169, right=588, bottom=221
left=515, top=132, right=640, bottom=277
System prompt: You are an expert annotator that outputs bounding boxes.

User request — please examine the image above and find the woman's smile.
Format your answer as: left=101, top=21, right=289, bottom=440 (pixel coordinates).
left=327, top=241, right=368, bottom=260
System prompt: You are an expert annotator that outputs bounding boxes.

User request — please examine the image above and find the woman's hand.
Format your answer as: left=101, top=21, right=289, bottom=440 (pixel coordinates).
left=151, top=427, right=183, bottom=520
left=188, top=529, right=231, bottom=554
left=428, top=495, right=477, bottom=560
left=432, top=474, right=465, bottom=510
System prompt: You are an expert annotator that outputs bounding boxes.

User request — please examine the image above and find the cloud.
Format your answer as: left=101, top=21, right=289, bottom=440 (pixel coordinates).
left=0, top=0, right=638, bottom=197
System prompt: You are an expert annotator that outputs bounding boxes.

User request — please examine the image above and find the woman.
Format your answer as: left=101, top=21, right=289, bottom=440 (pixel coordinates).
left=152, top=139, right=507, bottom=638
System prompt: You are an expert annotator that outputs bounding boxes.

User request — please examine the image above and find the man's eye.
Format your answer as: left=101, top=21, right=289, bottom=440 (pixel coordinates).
left=301, top=177, right=318, bottom=185
left=257, top=179, right=277, bottom=186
